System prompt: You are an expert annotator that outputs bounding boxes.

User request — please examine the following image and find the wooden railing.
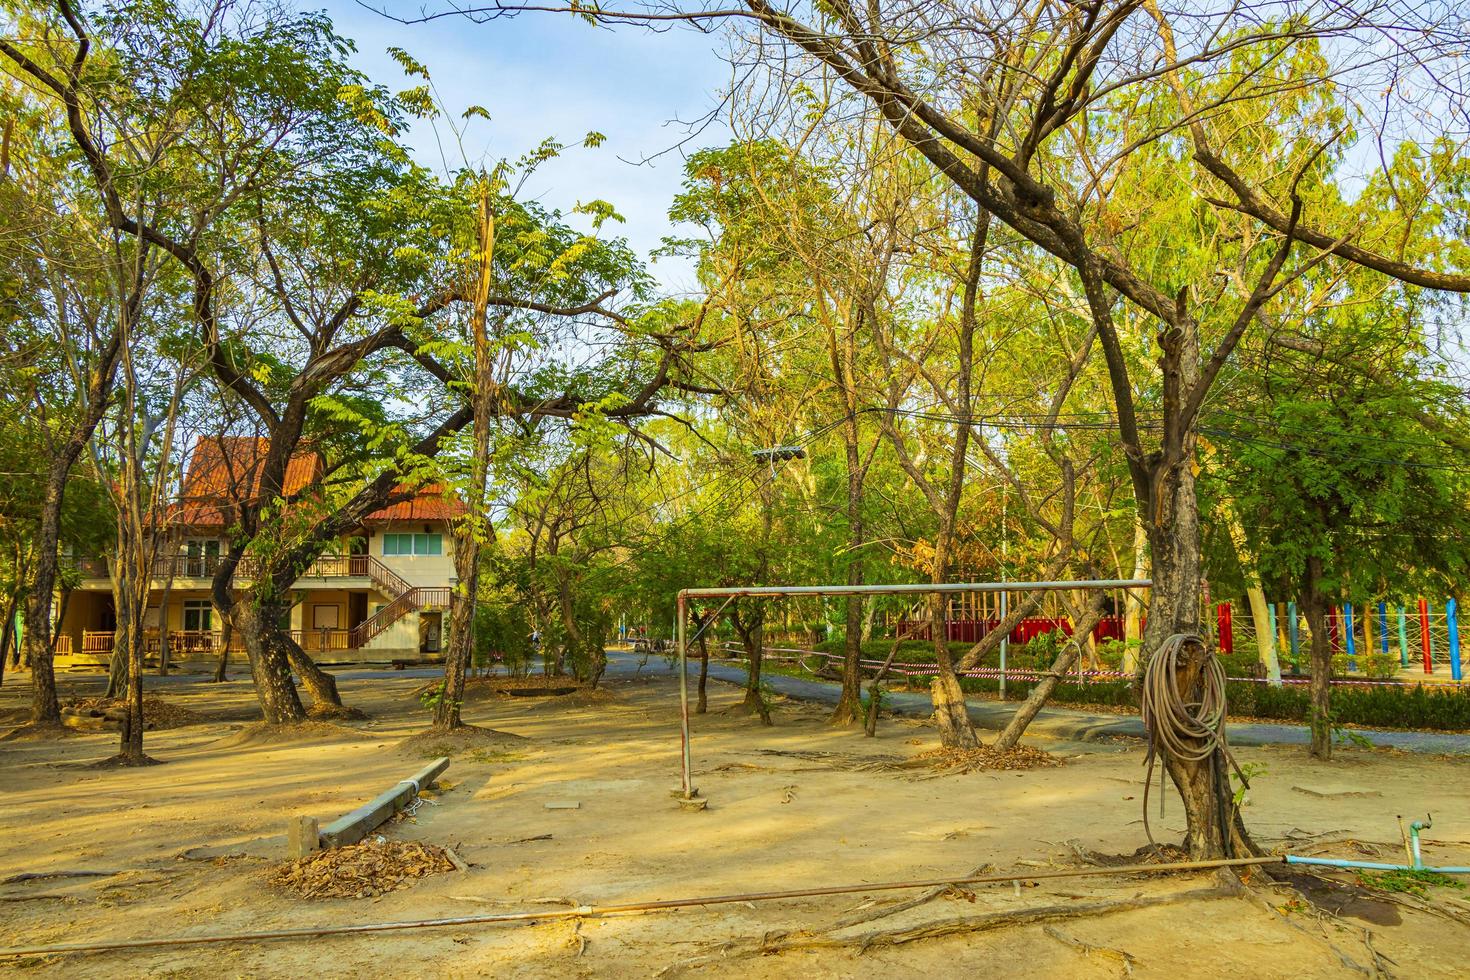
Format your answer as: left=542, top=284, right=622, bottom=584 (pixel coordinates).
left=288, top=628, right=354, bottom=653
left=81, top=631, right=114, bottom=653
left=54, top=635, right=74, bottom=655
left=72, top=552, right=405, bottom=586
left=349, top=587, right=452, bottom=648
left=365, top=557, right=412, bottom=598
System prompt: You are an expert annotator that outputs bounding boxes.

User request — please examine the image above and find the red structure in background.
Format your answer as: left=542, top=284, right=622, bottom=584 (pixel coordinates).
left=1217, top=603, right=1234, bottom=654
left=894, top=616, right=1127, bottom=645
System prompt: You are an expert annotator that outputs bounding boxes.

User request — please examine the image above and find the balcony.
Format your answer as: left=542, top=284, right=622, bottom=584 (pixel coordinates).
left=73, top=628, right=355, bottom=656
left=70, top=553, right=384, bottom=586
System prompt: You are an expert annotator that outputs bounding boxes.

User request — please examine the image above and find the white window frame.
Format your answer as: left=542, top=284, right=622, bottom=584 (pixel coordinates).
left=182, top=599, right=213, bottom=633
left=384, top=532, right=442, bottom=556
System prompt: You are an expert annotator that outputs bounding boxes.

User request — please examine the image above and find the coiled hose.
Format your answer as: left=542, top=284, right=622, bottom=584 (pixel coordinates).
left=1140, top=633, right=1246, bottom=853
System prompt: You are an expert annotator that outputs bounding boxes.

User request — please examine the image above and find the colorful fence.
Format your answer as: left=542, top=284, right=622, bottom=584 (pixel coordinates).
left=724, top=643, right=1467, bottom=691
left=1211, top=599, right=1463, bottom=680
left=892, top=615, right=1127, bottom=645
left=884, top=593, right=1464, bottom=682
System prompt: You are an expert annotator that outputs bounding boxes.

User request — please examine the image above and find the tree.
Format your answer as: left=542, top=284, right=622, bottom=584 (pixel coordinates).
left=1209, top=316, right=1470, bottom=759
left=440, top=0, right=1470, bottom=856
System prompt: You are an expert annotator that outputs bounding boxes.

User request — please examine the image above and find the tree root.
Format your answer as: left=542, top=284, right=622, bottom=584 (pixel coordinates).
left=658, top=884, right=1232, bottom=976
left=1042, top=924, right=1137, bottom=975
left=88, top=753, right=163, bottom=769
left=1231, top=870, right=1394, bottom=978
left=824, top=863, right=992, bottom=932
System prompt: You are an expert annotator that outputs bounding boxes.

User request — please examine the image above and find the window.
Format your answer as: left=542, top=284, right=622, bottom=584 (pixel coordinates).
left=183, top=538, right=221, bottom=575
left=383, top=532, right=442, bottom=556
left=183, top=600, right=212, bottom=633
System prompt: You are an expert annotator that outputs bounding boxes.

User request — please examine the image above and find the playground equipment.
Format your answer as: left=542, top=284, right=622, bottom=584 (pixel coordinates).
left=671, top=579, right=1151, bottom=804
left=1210, top=596, right=1463, bottom=681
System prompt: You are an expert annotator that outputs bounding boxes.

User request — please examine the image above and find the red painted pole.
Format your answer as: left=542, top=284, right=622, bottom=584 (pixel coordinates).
left=1217, top=603, right=1234, bottom=654
left=1419, top=598, right=1433, bottom=674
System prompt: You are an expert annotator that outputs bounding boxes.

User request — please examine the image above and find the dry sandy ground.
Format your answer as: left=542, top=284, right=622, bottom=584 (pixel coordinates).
left=2, top=670, right=1469, bottom=978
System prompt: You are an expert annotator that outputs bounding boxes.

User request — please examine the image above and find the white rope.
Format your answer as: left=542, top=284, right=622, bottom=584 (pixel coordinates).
left=396, top=778, right=437, bottom=816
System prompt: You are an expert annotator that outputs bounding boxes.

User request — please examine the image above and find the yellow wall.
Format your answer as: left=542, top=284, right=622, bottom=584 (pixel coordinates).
left=367, top=522, right=456, bottom=588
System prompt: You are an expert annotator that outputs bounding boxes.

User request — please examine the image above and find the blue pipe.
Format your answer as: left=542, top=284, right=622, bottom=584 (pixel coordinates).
left=1285, top=855, right=1470, bottom=874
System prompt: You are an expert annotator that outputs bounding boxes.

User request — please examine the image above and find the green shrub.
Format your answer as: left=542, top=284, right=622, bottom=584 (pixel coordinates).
left=1217, top=650, right=1263, bottom=677
left=1096, top=638, right=1132, bottom=669
left=1361, top=651, right=1400, bottom=680
left=774, top=638, right=1470, bottom=732
left=1331, top=651, right=1398, bottom=679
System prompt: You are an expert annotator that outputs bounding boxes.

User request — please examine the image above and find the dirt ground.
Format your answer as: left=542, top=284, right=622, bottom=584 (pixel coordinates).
left=2, top=668, right=1469, bottom=978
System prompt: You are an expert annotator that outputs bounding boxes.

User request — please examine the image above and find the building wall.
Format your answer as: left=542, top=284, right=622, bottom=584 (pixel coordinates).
left=364, top=521, right=456, bottom=588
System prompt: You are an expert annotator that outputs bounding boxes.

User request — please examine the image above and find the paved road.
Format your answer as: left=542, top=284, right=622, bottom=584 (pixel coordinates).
left=24, top=653, right=1470, bottom=754
left=608, top=651, right=1470, bottom=755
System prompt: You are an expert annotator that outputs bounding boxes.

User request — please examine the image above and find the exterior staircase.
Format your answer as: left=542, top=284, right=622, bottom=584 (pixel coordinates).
left=348, top=558, right=452, bottom=648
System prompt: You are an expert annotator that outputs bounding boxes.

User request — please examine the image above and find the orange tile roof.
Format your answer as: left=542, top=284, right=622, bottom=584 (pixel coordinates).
left=169, top=437, right=462, bottom=528
left=168, top=437, right=322, bottom=527
left=364, top=484, right=467, bottom=523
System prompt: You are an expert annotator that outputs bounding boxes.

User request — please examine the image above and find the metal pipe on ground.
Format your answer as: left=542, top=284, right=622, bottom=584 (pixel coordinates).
left=0, top=855, right=1278, bottom=960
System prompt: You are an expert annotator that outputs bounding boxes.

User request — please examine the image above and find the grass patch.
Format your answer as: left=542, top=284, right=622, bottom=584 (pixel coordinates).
left=1354, top=868, right=1466, bottom=897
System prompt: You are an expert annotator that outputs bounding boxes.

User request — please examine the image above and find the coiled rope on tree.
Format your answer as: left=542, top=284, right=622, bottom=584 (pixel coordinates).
left=1140, top=633, right=1247, bottom=853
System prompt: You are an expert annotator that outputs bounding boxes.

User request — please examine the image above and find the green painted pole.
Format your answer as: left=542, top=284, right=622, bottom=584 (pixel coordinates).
left=1397, top=605, right=1409, bottom=668
left=1287, top=600, right=1300, bottom=670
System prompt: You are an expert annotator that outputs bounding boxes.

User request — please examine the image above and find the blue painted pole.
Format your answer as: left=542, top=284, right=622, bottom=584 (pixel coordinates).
left=1287, top=600, right=1300, bottom=670
left=1378, top=601, right=1389, bottom=655
left=1449, top=597, right=1462, bottom=682
left=1345, top=602, right=1357, bottom=671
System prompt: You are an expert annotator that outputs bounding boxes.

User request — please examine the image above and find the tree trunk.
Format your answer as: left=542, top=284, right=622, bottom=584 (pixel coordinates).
left=994, top=596, right=1107, bottom=750
left=1124, top=520, right=1147, bottom=673
left=864, top=635, right=904, bottom=737
left=436, top=530, right=477, bottom=730
left=235, top=604, right=306, bottom=724
left=1140, top=457, right=1258, bottom=859
left=1303, top=557, right=1332, bottom=760
left=1245, top=584, right=1281, bottom=685
left=930, top=591, right=980, bottom=749
left=278, top=629, right=342, bottom=711
left=117, top=582, right=150, bottom=764
left=434, top=176, right=496, bottom=728
left=105, top=559, right=128, bottom=698
left=696, top=631, right=709, bottom=714
left=0, top=592, right=15, bottom=688
left=733, top=612, right=770, bottom=724
left=156, top=574, right=174, bottom=677
left=828, top=433, right=865, bottom=726
left=213, top=615, right=232, bottom=682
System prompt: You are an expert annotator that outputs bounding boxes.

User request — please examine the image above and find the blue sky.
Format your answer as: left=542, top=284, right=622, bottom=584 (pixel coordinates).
left=319, top=2, right=732, bottom=293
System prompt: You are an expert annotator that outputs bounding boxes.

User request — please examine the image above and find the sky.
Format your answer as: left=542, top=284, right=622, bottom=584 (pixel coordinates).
left=319, top=1, right=734, bottom=294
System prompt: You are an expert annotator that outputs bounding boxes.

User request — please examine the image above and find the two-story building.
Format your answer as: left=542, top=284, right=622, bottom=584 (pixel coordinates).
left=55, top=436, right=465, bottom=668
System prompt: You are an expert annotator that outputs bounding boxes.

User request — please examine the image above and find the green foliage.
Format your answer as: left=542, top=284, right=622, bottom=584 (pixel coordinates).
left=1355, top=869, right=1465, bottom=898
left=475, top=600, right=533, bottom=677
left=1096, top=639, right=1132, bottom=670
left=860, top=685, right=890, bottom=717
left=1334, top=651, right=1401, bottom=680
left=1232, top=681, right=1470, bottom=731
left=417, top=681, right=460, bottom=717
left=1232, top=762, right=1268, bottom=806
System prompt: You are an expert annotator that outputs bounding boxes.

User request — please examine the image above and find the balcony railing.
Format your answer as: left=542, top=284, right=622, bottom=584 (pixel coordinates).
left=81, top=630, right=114, bottom=654
left=71, top=553, right=395, bottom=584
left=288, top=628, right=354, bottom=653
